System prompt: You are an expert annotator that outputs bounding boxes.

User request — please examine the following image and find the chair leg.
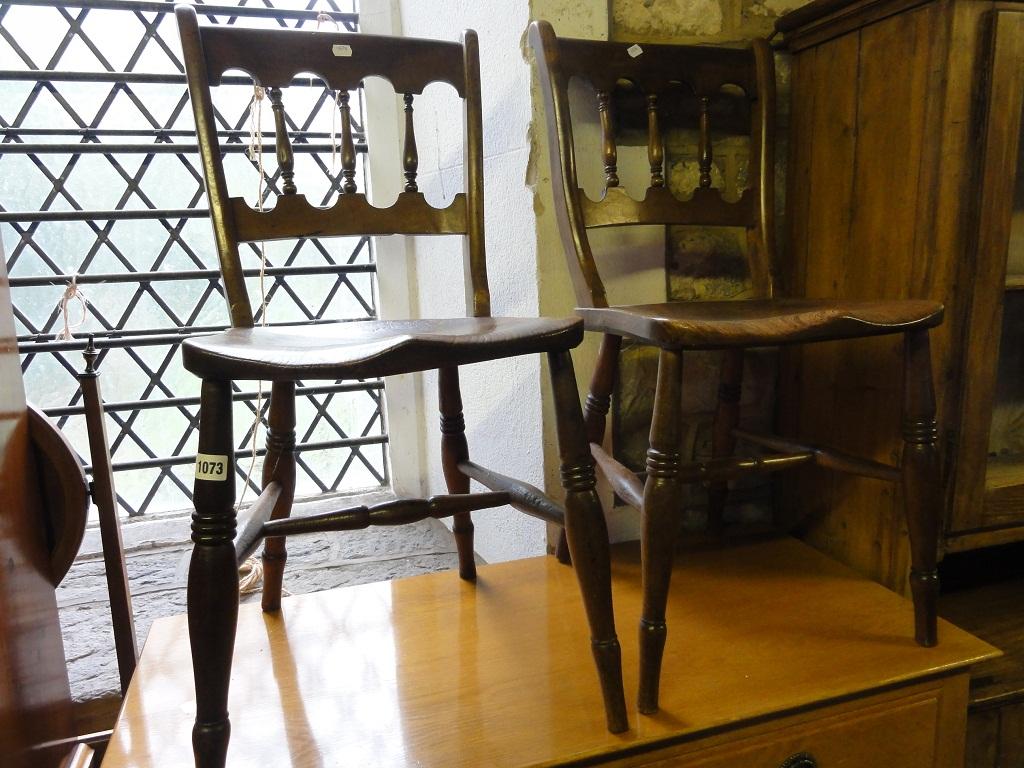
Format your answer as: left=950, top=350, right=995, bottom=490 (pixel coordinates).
left=638, top=348, right=684, bottom=715
left=557, top=334, right=623, bottom=564
left=901, top=330, right=940, bottom=647
left=261, top=381, right=296, bottom=612
left=584, top=333, right=623, bottom=445
left=189, top=379, right=239, bottom=768
left=439, top=366, right=476, bottom=581
left=548, top=349, right=628, bottom=734
left=707, top=349, right=743, bottom=535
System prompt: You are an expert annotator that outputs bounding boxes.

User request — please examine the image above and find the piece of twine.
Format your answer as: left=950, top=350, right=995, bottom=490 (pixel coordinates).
left=55, top=275, right=89, bottom=341
left=238, top=555, right=292, bottom=597
left=237, top=84, right=271, bottom=516
left=313, top=12, right=343, bottom=176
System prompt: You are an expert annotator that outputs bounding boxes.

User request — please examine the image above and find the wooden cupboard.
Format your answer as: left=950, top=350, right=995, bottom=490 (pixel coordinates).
left=776, top=0, right=1024, bottom=589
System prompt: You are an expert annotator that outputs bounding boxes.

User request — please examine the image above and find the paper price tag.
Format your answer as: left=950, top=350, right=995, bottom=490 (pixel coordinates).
left=627, top=44, right=643, bottom=58
left=332, top=44, right=353, bottom=57
left=195, top=453, right=229, bottom=481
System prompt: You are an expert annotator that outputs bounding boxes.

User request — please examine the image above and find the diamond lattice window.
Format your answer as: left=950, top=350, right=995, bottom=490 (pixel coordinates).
left=0, top=0, right=389, bottom=518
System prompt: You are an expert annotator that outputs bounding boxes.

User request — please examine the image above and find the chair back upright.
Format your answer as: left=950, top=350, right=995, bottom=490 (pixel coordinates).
left=529, top=20, right=776, bottom=308
left=176, top=6, right=489, bottom=326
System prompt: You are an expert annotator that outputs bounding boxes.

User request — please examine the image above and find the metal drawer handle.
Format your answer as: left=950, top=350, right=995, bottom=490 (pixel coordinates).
left=780, top=754, right=817, bottom=768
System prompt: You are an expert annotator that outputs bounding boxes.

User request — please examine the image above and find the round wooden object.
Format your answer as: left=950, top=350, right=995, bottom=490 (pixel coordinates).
left=27, top=402, right=89, bottom=585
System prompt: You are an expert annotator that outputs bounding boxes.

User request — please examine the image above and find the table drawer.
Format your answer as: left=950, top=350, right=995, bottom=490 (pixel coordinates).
left=630, top=686, right=950, bottom=768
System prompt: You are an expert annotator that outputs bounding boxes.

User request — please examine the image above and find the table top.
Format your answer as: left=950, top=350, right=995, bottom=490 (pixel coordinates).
left=102, top=536, right=997, bottom=767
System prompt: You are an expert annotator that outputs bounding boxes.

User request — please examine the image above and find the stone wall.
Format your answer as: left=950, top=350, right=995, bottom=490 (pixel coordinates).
left=605, top=0, right=812, bottom=529
left=612, top=0, right=809, bottom=44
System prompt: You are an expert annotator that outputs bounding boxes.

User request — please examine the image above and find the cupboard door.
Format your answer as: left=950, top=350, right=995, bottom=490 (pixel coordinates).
left=951, top=10, right=1024, bottom=535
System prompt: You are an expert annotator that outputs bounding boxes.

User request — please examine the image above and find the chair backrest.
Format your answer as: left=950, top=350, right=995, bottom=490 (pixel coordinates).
left=529, top=20, right=776, bottom=309
left=176, top=6, right=489, bottom=326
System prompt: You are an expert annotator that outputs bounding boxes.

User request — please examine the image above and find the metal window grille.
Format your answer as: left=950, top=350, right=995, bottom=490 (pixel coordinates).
left=0, top=0, right=390, bottom=518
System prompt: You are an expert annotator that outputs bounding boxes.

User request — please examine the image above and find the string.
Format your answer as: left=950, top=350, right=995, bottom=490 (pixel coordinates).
left=315, top=11, right=338, bottom=30
left=237, top=84, right=270, bottom=515
left=55, top=275, right=88, bottom=341
left=331, top=91, right=340, bottom=175
left=315, top=12, right=342, bottom=177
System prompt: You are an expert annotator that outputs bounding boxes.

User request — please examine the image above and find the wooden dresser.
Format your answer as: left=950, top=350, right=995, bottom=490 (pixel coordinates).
left=776, top=0, right=1024, bottom=584
left=101, top=537, right=995, bottom=767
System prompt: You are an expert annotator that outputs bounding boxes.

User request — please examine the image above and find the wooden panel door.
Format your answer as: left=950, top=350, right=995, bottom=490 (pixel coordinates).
left=950, top=9, right=1024, bottom=538
left=0, top=246, right=74, bottom=766
left=777, top=0, right=963, bottom=591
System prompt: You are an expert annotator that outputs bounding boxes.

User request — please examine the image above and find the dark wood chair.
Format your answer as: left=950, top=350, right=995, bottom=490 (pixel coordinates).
left=175, top=8, right=627, bottom=765
left=530, top=20, right=944, bottom=715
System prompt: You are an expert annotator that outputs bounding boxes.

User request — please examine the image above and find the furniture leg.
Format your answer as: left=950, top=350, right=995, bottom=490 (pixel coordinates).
left=548, top=349, right=628, bottom=734
left=707, top=349, right=743, bottom=535
left=584, top=333, right=623, bottom=444
left=556, top=334, right=623, bottom=564
left=901, top=330, right=940, bottom=647
left=639, top=348, right=684, bottom=715
left=439, top=366, right=476, bottom=580
left=261, top=381, right=296, bottom=612
left=189, top=379, right=239, bottom=768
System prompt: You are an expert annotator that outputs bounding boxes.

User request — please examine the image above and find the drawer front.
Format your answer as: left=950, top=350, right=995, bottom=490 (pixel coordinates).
left=632, top=689, right=947, bottom=768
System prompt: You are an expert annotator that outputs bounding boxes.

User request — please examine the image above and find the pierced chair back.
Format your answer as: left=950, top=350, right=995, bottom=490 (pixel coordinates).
left=529, top=21, right=776, bottom=308
left=176, top=5, right=489, bottom=324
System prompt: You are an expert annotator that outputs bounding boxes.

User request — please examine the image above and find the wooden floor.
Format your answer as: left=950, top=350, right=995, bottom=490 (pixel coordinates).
left=941, top=578, right=1024, bottom=766
left=102, top=536, right=996, bottom=767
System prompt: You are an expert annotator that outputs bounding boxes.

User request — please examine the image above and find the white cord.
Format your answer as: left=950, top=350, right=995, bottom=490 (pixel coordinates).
left=238, top=85, right=270, bottom=514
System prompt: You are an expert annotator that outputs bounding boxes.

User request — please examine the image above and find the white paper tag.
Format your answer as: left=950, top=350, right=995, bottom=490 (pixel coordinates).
left=332, top=44, right=353, bottom=57
left=627, top=44, right=643, bottom=58
left=195, top=453, right=229, bottom=481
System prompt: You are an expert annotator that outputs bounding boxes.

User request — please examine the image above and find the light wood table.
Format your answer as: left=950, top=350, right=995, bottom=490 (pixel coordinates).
left=102, top=537, right=997, bottom=767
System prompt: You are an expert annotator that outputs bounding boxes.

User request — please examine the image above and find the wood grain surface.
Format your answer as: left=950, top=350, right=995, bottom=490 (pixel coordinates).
left=102, top=536, right=996, bottom=767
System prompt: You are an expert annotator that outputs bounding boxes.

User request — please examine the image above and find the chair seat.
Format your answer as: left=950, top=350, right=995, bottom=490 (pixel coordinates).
left=575, top=298, right=944, bottom=349
left=181, top=316, right=584, bottom=381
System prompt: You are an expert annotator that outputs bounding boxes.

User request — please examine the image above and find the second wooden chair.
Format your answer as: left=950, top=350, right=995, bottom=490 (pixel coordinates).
left=530, top=20, right=944, bottom=715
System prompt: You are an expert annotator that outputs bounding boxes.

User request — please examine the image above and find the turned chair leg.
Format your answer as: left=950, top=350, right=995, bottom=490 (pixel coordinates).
left=556, top=334, right=623, bottom=565
left=548, top=349, right=628, bottom=734
left=261, top=381, right=296, bottom=612
left=638, top=348, right=684, bottom=715
left=439, top=366, right=476, bottom=581
left=189, top=379, right=239, bottom=768
left=707, top=349, right=743, bottom=535
left=901, top=330, right=940, bottom=647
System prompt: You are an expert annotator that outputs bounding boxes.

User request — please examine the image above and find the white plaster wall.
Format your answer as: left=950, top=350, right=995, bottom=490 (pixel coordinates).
left=529, top=0, right=664, bottom=544
left=364, top=0, right=662, bottom=559
left=386, top=0, right=549, bottom=563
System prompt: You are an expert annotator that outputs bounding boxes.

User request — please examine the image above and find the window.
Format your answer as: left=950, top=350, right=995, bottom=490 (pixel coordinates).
left=0, top=0, right=389, bottom=518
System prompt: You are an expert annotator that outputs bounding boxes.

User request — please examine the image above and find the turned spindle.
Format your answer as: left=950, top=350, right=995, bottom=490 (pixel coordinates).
left=646, top=94, right=664, bottom=188
left=597, top=90, right=619, bottom=188
left=698, top=95, right=712, bottom=189
left=338, top=92, right=357, bottom=194
left=268, top=87, right=296, bottom=195
left=403, top=93, right=418, bottom=193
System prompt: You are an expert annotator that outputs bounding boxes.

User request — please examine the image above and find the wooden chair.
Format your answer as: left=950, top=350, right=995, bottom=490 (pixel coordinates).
left=176, top=8, right=627, bottom=765
left=530, top=20, right=944, bottom=715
